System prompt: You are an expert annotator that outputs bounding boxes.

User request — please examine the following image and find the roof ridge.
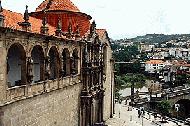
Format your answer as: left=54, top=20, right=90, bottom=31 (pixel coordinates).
left=96, top=29, right=106, bottom=30
left=35, top=0, right=80, bottom=12
left=3, top=9, right=23, bottom=16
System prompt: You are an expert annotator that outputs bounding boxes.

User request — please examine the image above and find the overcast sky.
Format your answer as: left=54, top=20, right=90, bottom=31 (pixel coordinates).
left=3, top=0, right=190, bottom=39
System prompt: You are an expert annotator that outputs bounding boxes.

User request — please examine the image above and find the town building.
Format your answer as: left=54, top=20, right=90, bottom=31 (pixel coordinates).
left=169, top=48, right=190, bottom=60
left=0, top=0, right=114, bottom=126
left=139, top=43, right=155, bottom=53
left=145, top=59, right=165, bottom=73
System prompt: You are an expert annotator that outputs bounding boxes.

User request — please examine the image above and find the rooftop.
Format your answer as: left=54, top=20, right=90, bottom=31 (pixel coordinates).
left=2, top=9, right=55, bottom=35
left=145, top=60, right=164, bottom=64
left=96, top=29, right=107, bottom=39
left=36, top=0, right=80, bottom=12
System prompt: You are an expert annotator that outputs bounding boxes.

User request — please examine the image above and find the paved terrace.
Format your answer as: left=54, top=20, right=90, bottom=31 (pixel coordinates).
left=105, top=103, right=187, bottom=126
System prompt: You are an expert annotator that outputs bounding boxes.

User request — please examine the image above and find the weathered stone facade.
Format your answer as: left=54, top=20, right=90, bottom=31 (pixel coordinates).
left=0, top=0, right=114, bottom=126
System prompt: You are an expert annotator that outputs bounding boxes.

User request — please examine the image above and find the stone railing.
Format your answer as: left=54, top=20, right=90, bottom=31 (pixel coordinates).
left=5, top=75, right=80, bottom=104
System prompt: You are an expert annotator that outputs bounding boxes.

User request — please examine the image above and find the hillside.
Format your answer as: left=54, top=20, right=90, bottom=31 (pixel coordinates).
left=115, top=34, right=190, bottom=44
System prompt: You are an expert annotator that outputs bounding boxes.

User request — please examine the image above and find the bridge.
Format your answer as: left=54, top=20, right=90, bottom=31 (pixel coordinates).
left=115, top=61, right=145, bottom=64
left=131, top=86, right=190, bottom=119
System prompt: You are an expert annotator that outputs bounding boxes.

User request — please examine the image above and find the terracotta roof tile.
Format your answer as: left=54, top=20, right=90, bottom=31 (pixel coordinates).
left=36, top=0, right=80, bottom=12
left=2, top=9, right=56, bottom=35
left=96, top=29, right=106, bottom=39
left=145, top=60, right=164, bottom=64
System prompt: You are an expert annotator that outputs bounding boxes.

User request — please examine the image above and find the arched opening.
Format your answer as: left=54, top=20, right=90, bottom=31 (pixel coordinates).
left=7, top=43, right=26, bottom=87
left=173, top=99, right=190, bottom=119
left=62, top=48, right=70, bottom=77
left=48, top=46, right=60, bottom=80
left=72, top=49, right=78, bottom=75
left=31, top=45, right=45, bottom=83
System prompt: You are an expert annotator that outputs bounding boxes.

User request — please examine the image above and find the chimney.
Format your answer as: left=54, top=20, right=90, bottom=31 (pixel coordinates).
left=18, top=5, right=31, bottom=31
left=40, top=15, right=49, bottom=35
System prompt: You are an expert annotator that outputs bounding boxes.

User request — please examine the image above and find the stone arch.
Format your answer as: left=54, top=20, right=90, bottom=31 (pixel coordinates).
left=71, top=48, right=79, bottom=75
left=173, top=99, right=190, bottom=119
left=62, top=48, right=70, bottom=76
left=7, top=42, right=26, bottom=53
left=29, top=44, right=45, bottom=56
left=7, top=43, right=26, bottom=87
left=48, top=46, right=60, bottom=80
left=31, top=45, right=45, bottom=83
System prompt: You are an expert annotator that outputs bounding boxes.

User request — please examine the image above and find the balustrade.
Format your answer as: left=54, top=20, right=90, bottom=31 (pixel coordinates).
left=5, top=75, right=80, bottom=103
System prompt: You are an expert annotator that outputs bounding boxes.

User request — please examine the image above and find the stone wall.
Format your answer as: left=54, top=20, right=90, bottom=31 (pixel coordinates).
left=0, top=82, right=82, bottom=126
left=0, top=29, right=83, bottom=126
left=102, top=35, right=114, bottom=121
left=0, top=27, right=114, bottom=126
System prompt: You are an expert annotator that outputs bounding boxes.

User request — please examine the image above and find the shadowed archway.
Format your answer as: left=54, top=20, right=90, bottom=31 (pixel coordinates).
left=71, top=49, right=78, bottom=75
left=48, top=46, right=60, bottom=80
left=7, top=43, right=26, bottom=87
left=31, top=45, right=45, bottom=83
left=62, top=48, right=70, bottom=77
left=173, top=99, right=190, bottom=119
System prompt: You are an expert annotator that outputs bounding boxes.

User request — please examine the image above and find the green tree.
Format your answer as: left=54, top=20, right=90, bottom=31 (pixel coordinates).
left=157, top=100, right=171, bottom=122
left=111, top=43, right=139, bottom=62
left=115, top=75, right=127, bottom=100
left=175, top=74, right=187, bottom=86
left=122, top=74, right=146, bottom=89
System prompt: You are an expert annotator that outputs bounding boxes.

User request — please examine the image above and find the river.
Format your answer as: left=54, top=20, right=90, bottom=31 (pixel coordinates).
left=119, top=80, right=161, bottom=97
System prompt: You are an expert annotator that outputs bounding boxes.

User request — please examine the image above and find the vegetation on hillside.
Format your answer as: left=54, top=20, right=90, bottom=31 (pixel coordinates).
left=111, top=44, right=139, bottom=62
left=115, top=34, right=190, bottom=44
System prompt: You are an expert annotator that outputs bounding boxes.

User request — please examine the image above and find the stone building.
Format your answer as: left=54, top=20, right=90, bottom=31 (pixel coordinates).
left=0, top=0, right=114, bottom=126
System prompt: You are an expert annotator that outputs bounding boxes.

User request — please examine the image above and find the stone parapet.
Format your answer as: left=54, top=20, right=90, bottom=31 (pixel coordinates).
left=3, top=75, right=80, bottom=106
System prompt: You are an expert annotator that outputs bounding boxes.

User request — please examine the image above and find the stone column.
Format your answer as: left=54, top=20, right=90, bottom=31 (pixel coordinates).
left=70, top=56, right=75, bottom=75
left=60, top=55, right=64, bottom=77
left=21, top=55, right=27, bottom=86
left=26, top=57, right=33, bottom=84
left=66, top=57, right=71, bottom=76
left=40, top=57, right=45, bottom=81
left=45, top=56, right=50, bottom=80
left=87, top=97, right=93, bottom=126
left=0, top=43, right=8, bottom=102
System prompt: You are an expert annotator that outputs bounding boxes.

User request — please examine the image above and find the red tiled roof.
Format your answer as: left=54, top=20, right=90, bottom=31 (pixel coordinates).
left=145, top=60, right=164, bottom=64
left=96, top=29, right=106, bottom=39
left=172, top=60, right=187, bottom=66
left=2, top=9, right=56, bottom=35
left=36, top=0, right=80, bottom=12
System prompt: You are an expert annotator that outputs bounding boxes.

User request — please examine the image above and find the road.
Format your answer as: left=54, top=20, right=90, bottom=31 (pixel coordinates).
left=105, top=103, right=186, bottom=126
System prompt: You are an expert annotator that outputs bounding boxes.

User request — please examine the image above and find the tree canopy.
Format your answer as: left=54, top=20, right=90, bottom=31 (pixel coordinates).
left=157, top=100, right=171, bottom=121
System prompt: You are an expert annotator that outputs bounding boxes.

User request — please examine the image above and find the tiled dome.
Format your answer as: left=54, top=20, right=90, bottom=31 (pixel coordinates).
left=36, top=0, right=80, bottom=12
left=31, top=0, right=91, bottom=37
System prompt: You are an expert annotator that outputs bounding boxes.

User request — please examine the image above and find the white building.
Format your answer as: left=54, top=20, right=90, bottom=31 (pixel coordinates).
left=168, top=48, right=190, bottom=59
left=145, top=60, right=165, bottom=73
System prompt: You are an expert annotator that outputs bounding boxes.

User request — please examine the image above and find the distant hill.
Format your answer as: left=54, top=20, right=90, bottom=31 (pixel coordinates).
left=115, top=34, right=190, bottom=44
